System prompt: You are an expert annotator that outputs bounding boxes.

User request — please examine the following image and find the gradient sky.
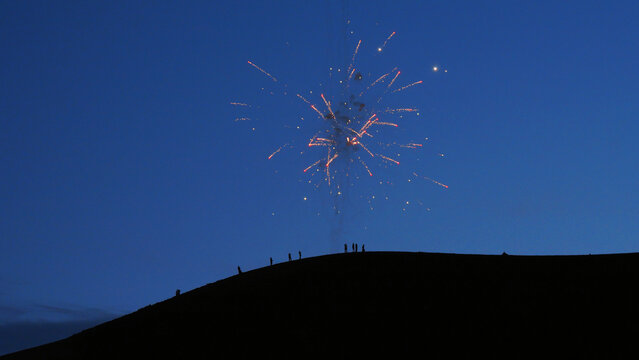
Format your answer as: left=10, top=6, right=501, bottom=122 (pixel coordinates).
left=1, top=0, right=639, bottom=354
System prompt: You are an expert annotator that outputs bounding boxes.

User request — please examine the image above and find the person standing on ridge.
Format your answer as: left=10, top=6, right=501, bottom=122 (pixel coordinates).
left=362, top=244, right=365, bottom=253
left=352, top=243, right=355, bottom=252
left=298, top=251, right=302, bottom=260
left=344, top=244, right=348, bottom=253
left=237, top=266, right=242, bottom=274
left=288, top=253, right=292, bottom=261
left=355, top=243, right=358, bottom=252
left=270, top=257, right=273, bottom=266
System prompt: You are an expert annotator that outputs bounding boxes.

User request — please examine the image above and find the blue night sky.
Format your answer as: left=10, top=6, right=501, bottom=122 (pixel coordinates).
left=1, top=0, right=638, bottom=354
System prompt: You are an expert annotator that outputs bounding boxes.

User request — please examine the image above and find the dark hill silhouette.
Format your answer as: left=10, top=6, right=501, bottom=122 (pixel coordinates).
left=4, top=251, right=639, bottom=358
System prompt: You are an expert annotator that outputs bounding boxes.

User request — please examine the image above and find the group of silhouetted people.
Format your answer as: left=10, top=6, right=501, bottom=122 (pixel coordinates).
left=239, top=251, right=303, bottom=275
left=177, top=244, right=372, bottom=298
left=237, top=245, right=370, bottom=277
left=286, top=251, right=302, bottom=262
left=268, top=251, right=303, bottom=268
left=344, top=243, right=365, bottom=253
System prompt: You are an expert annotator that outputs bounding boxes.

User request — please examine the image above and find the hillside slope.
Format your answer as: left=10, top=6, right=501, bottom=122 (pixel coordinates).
left=4, top=251, right=639, bottom=358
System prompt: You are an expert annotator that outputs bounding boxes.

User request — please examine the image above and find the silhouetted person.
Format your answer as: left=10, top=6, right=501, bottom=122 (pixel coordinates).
left=270, top=257, right=273, bottom=266
left=175, top=289, right=180, bottom=296
left=362, top=244, right=365, bottom=253
left=352, top=243, right=355, bottom=252
left=355, top=243, right=358, bottom=252
left=237, top=266, right=242, bottom=274
left=288, top=253, right=292, bottom=261
left=344, top=244, right=348, bottom=253
left=298, top=251, right=302, bottom=260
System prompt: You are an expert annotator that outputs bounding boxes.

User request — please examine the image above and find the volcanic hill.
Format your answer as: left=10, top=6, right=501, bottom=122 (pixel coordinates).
left=4, top=251, right=639, bottom=358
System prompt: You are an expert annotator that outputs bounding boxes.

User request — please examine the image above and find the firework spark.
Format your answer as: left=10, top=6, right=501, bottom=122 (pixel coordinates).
left=348, top=68, right=356, bottom=82
left=386, top=70, right=401, bottom=90
left=413, top=172, right=448, bottom=189
left=310, top=104, right=325, bottom=118
left=326, top=153, right=339, bottom=167
left=347, top=40, right=362, bottom=75
left=326, top=149, right=332, bottom=186
left=309, top=137, right=335, bottom=147
left=358, top=113, right=378, bottom=135
left=392, top=80, right=423, bottom=93
left=373, top=121, right=399, bottom=127
left=359, top=158, right=373, bottom=176
left=247, top=60, right=278, bottom=82
left=399, top=142, right=423, bottom=149
left=378, top=31, right=396, bottom=52
left=358, top=141, right=375, bottom=157
left=379, top=154, right=400, bottom=165
left=359, top=69, right=395, bottom=97
left=321, top=93, right=335, bottom=120
left=296, top=94, right=311, bottom=104
left=303, top=159, right=321, bottom=173
left=385, top=108, right=418, bottom=113
left=268, top=144, right=287, bottom=160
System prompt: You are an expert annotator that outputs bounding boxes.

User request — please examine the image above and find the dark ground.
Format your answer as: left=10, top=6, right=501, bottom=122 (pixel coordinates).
left=3, top=251, right=639, bottom=358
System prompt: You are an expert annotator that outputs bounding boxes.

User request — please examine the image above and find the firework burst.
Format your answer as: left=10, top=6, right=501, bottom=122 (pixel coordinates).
left=233, top=33, right=447, bottom=199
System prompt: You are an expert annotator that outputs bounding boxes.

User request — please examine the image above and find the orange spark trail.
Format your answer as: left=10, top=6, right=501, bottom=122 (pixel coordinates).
left=326, top=153, right=338, bottom=167
left=326, top=149, right=332, bottom=186
left=234, top=117, right=251, bottom=121
left=379, top=154, right=400, bottom=165
left=268, top=144, right=286, bottom=160
left=359, top=71, right=392, bottom=96
left=377, top=31, right=395, bottom=52
left=308, top=136, right=335, bottom=147
left=380, top=31, right=396, bottom=51
left=230, top=102, right=249, bottom=106
left=314, top=137, right=335, bottom=143
left=359, top=141, right=375, bottom=157
left=247, top=60, right=278, bottom=82
left=386, top=70, right=401, bottom=90
left=296, top=94, right=311, bottom=104
left=320, top=94, right=335, bottom=119
left=371, top=73, right=390, bottom=86
left=359, top=114, right=377, bottom=134
left=348, top=68, right=356, bottom=82
left=392, top=80, right=423, bottom=93
left=347, top=40, right=362, bottom=74
left=413, top=172, right=448, bottom=188
left=308, top=137, right=334, bottom=147
left=303, top=159, right=321, bottom=173
left=310, top=104, right=324, bottom=118
left=400, top=143, right=423, bottom=148
left=359, top=159, right=373, bottom=176
left=385, top=108, right=417, bottom=113
left=373, top=121, right=398, bottom=127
